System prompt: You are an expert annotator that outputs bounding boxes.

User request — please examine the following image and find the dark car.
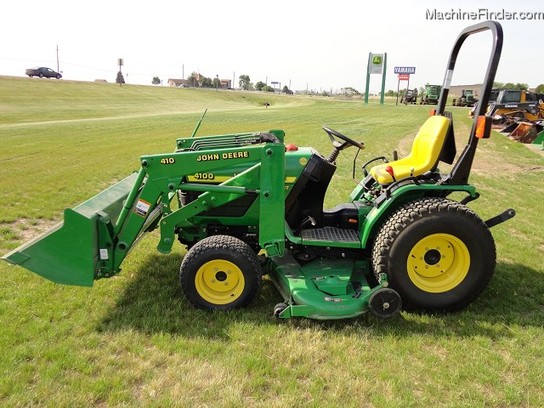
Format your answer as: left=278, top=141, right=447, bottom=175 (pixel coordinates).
left=25, top=67, right=62, bottom=79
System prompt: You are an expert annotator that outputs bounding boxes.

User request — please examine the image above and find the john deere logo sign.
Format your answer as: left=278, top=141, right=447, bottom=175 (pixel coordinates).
left=369, top=53, right=384, bottom=74
left=364, top=51, right=387, bottom=105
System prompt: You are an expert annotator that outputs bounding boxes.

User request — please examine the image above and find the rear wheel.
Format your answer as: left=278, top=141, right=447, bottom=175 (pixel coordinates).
left=372, top=198, right=496, bottom=312
left=180, top=235, right=261, bottom=310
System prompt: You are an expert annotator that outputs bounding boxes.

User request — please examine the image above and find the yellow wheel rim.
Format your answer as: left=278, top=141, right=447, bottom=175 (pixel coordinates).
left=194, top=260, right=245, bottom=305
left=406, top=233, right=470, bottom=293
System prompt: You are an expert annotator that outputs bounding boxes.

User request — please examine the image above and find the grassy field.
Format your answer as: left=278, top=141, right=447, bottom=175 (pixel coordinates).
left=1, top=75, right=543, bottom=407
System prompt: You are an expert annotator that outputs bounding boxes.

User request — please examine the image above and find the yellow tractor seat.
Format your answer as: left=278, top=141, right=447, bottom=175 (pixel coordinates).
left=370, top=115, right=451, bottom=184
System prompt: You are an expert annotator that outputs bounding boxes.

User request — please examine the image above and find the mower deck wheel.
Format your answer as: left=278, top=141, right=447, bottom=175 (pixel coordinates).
left=369, top=288, right=402, bottom=318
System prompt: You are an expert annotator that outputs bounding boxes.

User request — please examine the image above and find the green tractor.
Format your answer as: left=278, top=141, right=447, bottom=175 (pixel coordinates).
left=420, top=84, right=442, bottom=105
left=3, top=22, right=514, bottom=320
left=453, top=89, right=478, bottom=107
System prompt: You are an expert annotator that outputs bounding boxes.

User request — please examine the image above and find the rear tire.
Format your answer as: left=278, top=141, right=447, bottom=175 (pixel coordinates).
left=180, top=235, right=261, bottom=310
left=372, top=198, right=496, bottom=312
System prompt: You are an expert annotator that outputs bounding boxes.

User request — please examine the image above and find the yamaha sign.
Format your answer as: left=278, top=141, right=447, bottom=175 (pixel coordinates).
left=394, top=66, right=416, bottom=75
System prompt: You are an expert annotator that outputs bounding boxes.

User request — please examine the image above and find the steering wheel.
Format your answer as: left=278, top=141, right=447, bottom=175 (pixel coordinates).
left=322, top=126, right=365, bottom=150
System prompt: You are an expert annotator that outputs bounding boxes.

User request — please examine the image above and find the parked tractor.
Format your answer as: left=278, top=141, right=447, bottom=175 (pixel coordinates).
left=401, top=88, right=418, bottom=104
left=420, top=84, right=442, bottom=105
left=453, top=89, right=478, bottom=107
left=3, top=22, right=514, bottom=320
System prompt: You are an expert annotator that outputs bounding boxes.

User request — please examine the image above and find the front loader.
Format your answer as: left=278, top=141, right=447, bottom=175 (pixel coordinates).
left=3, top=21, right=515, bottom=320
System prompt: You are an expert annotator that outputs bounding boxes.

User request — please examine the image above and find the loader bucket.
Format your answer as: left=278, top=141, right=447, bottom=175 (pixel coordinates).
left=2, top=173, right=140, bottom=286
left=499, top=121, right=519, bottom=134
left=509, top=122, right=538, bottom=143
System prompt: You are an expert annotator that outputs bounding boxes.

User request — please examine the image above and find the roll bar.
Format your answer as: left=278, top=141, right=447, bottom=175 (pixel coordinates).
left=438, top=21, right=503, bottom=185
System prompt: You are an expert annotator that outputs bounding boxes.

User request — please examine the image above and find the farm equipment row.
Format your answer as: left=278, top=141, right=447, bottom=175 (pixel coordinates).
left=473, top=89, right=544, bottom=144
left=400, top=84, right=443, bottom=106
left=3, top=22, right=515, bottom=321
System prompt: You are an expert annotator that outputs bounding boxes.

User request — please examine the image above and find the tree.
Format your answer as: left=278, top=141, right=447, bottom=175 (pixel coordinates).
left=340, top=87, right=361, bottom=97
left=263, top=85, right=275, bottom=92
left=493, top=81, right=504, bottom=89
left=200, top=76, right=213, bottom=88
left=152, top=76, right=161, bottom=85
left=493, top=81, right=528, bottom=90
left=255, top=81, right=266, bottom=91
left=116, top=71, right=125, bottom=84
left=187, top=72, right=199, bottom=87
left=239, top=75, right=252, bottom=91
left=282, top=85, right=293, bottom=94
left=535, top=84, right=544, bottom=93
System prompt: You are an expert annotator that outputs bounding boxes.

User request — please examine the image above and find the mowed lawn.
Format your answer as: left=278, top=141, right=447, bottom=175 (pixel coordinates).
left=0, top=76, right=543, bottom=407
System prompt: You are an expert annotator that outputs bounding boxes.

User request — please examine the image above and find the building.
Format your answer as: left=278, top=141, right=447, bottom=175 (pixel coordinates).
left=168, top=78, right=232, bottom=89
left=220, top=79, right=232, bottom=89
left=168, top=78, right=189, bottom=87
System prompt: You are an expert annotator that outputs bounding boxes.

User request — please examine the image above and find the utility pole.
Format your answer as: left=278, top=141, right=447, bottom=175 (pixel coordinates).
left=56, top=45, right=60, bottom=73
left=118, top=58, right=124, bottom=87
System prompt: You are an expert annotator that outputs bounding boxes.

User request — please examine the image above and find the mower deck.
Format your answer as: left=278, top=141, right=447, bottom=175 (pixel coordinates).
left=267, top=256, right=396, bottom=319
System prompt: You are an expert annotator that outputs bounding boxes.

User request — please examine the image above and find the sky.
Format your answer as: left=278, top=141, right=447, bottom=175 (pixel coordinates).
left=1, top=0, right=543, bottom=93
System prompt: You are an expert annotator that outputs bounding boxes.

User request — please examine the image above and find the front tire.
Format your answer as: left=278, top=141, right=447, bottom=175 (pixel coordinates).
left=180, top=235, right=262, bottom=310
left=372, top=198, right=496, bottom=312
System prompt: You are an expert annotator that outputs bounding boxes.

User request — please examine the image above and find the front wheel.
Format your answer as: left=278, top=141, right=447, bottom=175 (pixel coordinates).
left=180, top=235, right=262, bottom=310
left=372, top=198, right=496, bottom=312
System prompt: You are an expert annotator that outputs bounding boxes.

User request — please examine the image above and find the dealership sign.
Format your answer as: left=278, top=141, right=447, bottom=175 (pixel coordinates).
left=369, top=54, right=385, bottom=74
left=394, top=66, right=416, bottom=75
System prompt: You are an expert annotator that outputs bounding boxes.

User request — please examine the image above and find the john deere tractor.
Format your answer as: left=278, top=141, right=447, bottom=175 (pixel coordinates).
left=3, top=21, right=514, bottom=320
left=453, top=89, right=478, bottom=107
left=420, top=84, right=442, bottom=105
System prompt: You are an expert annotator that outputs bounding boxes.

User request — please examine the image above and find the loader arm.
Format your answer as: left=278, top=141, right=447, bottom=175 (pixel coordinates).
left=3, top=141, right=286, bottom=286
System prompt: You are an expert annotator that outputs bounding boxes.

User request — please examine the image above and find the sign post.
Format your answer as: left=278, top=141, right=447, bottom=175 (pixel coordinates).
left=364, top=53, right=387, bottom=104
left=117, top=58, right=124, bottom=87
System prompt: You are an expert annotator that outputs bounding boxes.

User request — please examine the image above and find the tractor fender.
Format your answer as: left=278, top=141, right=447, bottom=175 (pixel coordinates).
left=359, top=184, right=477, bottom=249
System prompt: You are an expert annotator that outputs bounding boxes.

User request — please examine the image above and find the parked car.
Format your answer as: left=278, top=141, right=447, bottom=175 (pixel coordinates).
left=25, top=67, right=62, bottom=79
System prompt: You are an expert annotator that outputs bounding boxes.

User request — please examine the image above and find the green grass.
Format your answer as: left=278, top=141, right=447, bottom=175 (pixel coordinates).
left=1, top=76, right=543, bottom=407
